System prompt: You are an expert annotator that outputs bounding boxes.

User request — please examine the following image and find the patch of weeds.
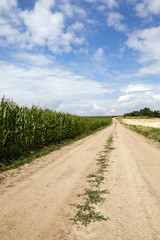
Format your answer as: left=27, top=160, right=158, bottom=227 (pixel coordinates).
left=80, top=189, right=108, bottom=204
left=70, top=134, right=114, bottom=226
left=70, top=202, right=108, bottom=226
left=87, top=175, right=104, bottom=187
left=96, top=168, right=108, bottom=175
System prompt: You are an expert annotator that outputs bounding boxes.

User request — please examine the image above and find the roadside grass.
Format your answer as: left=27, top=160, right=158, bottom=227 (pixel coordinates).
left=0, top=123, right=112, bottom=173
left=70, top=135, right=114, bottom=226
left=126, top=125, right=160, bottom=143
left=83, top=116, right=113, bottom=121
left=119, top=116, right=160, bottom=143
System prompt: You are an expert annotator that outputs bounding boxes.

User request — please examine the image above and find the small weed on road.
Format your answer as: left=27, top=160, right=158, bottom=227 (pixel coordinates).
left=70, top=135, right=114, bottom=226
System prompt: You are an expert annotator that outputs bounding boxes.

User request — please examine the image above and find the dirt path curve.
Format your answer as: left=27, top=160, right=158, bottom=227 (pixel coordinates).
left=0, top=120, right=160, bottom=240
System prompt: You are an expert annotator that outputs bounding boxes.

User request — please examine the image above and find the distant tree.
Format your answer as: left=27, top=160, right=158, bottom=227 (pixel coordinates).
left=153, top=110, right=160, bottom=118
left=140, top=107, right=153, bottom=117
left=123, top=107, right=160, bottom=118
left=131, top=111, right=142, bottom=116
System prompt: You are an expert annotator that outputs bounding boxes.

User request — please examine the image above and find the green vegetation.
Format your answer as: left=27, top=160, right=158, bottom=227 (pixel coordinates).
left=70, top=135, right=114, bottom=226
left=124, top=107, right=160, bottom=118
left=0, top=97, right=112, bottom=170
left=127, top=125, right=160, bottom=143
left=84, top=116, right=113, bottom=121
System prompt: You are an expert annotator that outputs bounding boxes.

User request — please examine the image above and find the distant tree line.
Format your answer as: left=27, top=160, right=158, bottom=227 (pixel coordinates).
left=124, top=107, right=160, bottom=118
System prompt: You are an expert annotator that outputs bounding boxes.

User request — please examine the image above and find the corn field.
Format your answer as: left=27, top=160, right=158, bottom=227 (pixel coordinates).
left=0, top=97, right=112, bottom=167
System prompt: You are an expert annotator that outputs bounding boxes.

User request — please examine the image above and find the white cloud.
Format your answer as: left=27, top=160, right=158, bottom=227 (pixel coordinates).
left=117, top=83, right=160, bottom=114
left=0, top=0, right=85, bottom=53
left=101, top=0, right=118, bottom=9
left=0, top=0, right=17, bottom=11
left=97, top=5, right=106, bottom=11
left=136, top=0, right=160, bottom=17
left=113, top=60, right=160, bottom=80
left=0, top=0, right=22, bottom=44
left=60, top=3, right=87, bottom=18
left=136, top=2, right=148, bottom=18
left=118, top=94, right=131, bottom=102
left=84, top=0, right=118, bottom=9
left=94, top=48, right=104, bottom=61
left=85, top=0, right=95, bottom=3
left=127, top=26, right=160, bottom=62
left=70, top=22, right=84, bottom=31
left=107, top=12, right=127, bottom=32
left=137, top=61, right=160, bottom=76
left=127, top=0, right=137, bottom=3
left=21, top=4, right=64, bottom=46
left=153, top=94, right=160, bottom=100
left=122, top=84, right=151, bottom=93
left=14, top=52, right=53, bottom=66
left=38, top=0, right=55, bottom=9
left=112, top=86, right=160, bottom=114
left=0, top=24, right=20, bottom=44
left=117, top=84, right=160, bottom=112
left=93, top=103, right=106, bottom=111
left=0, top=61, right=112, bottom=115
left=87, top=19, right=95, bottom=24
left=1, top=60, right=160, bottom=116
left=118, top=83, right=152, bottom=102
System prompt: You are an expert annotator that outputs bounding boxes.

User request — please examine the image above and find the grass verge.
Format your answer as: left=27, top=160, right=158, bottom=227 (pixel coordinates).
left=70, top=135, right=114, bottom=226
left=125, top=124, right=160, bottom=143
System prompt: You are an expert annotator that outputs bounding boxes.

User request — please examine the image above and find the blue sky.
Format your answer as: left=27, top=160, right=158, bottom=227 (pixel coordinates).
left=0, top=0, right=160, bottom=115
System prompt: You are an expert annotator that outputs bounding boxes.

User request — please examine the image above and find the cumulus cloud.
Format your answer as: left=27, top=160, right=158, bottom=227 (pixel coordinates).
left=107, top=12, right=127, bottom=32
left=14, top=52, right=53, bottom=66
left=116, top=25, right=160, bottom=78
left=137, top=61, right=160, bottom=76
left=60, top=2, right=87, bottom=18
left=94, top=48, right=104, bottom=61
left=0, top=0, right=17, bottom=11
left=153, top=94, right=160, bottom=100
left=136, top=0, right=160, bottom=17
left=117, top=83, right=160, bottom=113
left=84, top=0, right=95, bottom=3
left=69, top=22, right=84, bottom=31
left=1, top=59, right=160, bottom=115
left=127, top=26, right=160, bottom=62
left=118, top=91, right=160, bottom=108
left=84, top=0, right=118, bottom=9
left=0, top=61, right=112, bottom=115
left=97, top=5, right=106, bottom=11
left=57, top=101, right=108, bottom=116
left=122, top=84, right=151, bottom=93
left=21, top=1, right=84, bottom=53
left=118, top=94, right=131, bottom=102
left=0, top=0, right=85, bottom=53
left=101, top=0, right=118, bottom=9
left=118, top=84, right=151, bottom=102
left=127, top=0, right=137, bottom=3
left=0, top=0, right=23, bottom=45
left=21, top=9, right=64, bottom=46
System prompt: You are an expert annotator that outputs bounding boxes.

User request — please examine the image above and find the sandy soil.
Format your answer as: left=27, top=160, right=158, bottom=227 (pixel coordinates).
left=0, top=120, right=160, bottom=240
left=122, top=118, right=160, bottom=128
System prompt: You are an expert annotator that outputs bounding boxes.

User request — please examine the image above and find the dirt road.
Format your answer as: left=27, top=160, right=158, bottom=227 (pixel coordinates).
left=0, top=120, right=160, bottom=240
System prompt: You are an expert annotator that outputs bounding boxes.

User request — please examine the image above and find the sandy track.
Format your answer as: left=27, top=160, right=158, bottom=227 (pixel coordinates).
left=0, top=120, right=160, bottom=239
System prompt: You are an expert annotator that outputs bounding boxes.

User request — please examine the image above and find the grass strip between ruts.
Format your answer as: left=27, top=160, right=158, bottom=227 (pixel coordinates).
left=70, top=134, right=114, bottom=226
